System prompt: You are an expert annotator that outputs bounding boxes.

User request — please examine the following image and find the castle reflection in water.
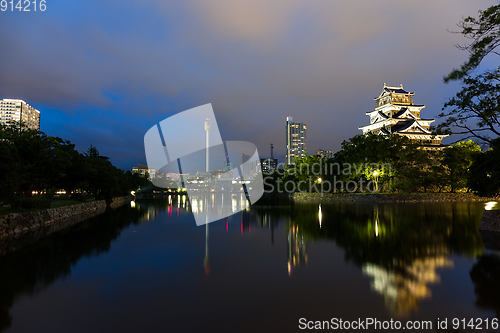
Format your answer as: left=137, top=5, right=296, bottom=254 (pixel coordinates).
left=131, top=195, right=487, bottom=317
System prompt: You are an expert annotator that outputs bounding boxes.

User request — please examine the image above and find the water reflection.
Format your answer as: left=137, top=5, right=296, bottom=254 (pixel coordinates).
left=0, top=205, right=147, bottom=332
left=0, top=198, right=495, bottom=332
left=131, top=197, right=487, bottom=317
left=251, top=201, right=485, bottom=315
left=470, top=253, right=500, bottom=318
left=362, top=257, right=454, bottom=317
left=287, top=222, right=308, bottom=276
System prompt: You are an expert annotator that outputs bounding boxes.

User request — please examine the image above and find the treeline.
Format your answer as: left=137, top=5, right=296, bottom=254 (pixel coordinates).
left=0, top=123, right=149, bottom=206
left=264, top=134, right=499, bottom=196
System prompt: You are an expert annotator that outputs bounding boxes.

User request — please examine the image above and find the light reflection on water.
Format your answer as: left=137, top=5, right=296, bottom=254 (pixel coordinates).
left=0, top=196, right=498, bottom=332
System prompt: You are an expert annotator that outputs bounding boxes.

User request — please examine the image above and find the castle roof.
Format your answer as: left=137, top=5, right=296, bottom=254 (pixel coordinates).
left=383, top=86, right=410, bottom=94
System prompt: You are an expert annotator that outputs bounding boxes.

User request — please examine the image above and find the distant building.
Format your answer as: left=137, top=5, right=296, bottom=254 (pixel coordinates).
left=359, top=84, right=447, bottom=150
left=286, top=116, right=307, bottom=165
left=260, top=143, right=278, bottom=173
left=0, top=99, right=40, bottom=130
left=261, top=158, right=278, bottom=173
left=316, top=149, right=333, bottom=159
left=132, top=164, right=158, bottom=180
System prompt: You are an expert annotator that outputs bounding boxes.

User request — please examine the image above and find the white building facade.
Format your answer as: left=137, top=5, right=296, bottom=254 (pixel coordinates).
left=0, top=99, right=41, bottom=130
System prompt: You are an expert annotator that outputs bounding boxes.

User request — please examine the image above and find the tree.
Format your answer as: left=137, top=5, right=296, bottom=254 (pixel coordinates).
left=334, top=134, right=432, bottom=193
left=444, top=4, right=500, bottom=82
left=437, top=5, right=500, bottom=143
left=441, top=140, right=481, bottom=192
left=0, top=124, right=145, bottom=205
left=468, top=138, right=500, bottom=196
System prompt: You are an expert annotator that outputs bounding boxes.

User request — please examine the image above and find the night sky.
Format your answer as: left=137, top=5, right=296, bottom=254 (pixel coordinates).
left=1, top=0, right=496, bottom=169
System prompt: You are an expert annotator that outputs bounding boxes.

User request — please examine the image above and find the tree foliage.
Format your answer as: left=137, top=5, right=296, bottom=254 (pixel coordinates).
left=438, top=69, right=500, bottom=143
left=440, top=140, right=481, bottom=192
left=334, top=134, right=432, bottom=192
left=468, top=138, right=500, bottom=196
left=0, top=123, right=149, bottom=205
left=445, top=4, right=500, bottom=82
left=438, top=4, right=500, bottom=144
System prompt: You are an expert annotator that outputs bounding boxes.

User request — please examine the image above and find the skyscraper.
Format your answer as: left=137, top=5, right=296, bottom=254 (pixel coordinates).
left=286, top=116, right=307, bottom=165
left=0, top=99, right=40, bottom=130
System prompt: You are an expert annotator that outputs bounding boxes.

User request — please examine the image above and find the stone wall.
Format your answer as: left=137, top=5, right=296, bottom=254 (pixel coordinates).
left=0, top=195, right=133, bottom=241
left=479, top=210, right=500, bottom=232
left=293, top=192, right=500, bottom=204
left=110, top=195, right=133, bottom=209
left=0, top=200, right=106, bottom=240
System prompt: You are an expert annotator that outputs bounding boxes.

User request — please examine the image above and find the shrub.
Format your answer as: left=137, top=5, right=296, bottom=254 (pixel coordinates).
left=12, top=197, right=52, bottom=209
left=70, top=193, right=87, bottom=202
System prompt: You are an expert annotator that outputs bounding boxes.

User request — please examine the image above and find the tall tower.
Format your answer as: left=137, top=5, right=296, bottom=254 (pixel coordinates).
left=286, top=116, right=307, bottom=165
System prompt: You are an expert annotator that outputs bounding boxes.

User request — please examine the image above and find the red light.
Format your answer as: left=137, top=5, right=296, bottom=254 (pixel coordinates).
left=226, top=221, right=228, bottom=232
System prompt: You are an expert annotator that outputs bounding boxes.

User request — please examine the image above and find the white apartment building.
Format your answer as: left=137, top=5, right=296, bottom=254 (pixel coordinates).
left=0, top=99, right=41, bottom=130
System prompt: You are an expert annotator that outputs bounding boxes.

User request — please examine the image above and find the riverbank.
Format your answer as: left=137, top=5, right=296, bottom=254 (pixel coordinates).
left=0, top=196, right=133, bottom=241
left=292, top=192, right=500, bottom=203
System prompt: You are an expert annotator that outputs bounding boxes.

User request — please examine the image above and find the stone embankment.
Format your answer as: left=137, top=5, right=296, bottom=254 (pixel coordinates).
left=0, top=196, right=133, bottom=240
left=479, top=210, right=500, bottom=251
left=293, top=192, right=500, bottom=203
left=479, top=210, right=500, bottom=232
left=110, top=196, right=133, bottom=209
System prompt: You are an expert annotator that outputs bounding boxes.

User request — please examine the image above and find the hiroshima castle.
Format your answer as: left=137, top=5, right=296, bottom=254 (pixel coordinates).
left=359, top=84, right=447, bottom=149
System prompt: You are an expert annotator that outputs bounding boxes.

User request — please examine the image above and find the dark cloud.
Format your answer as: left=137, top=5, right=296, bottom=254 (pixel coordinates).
left=0, top=0, right=496, bottom=168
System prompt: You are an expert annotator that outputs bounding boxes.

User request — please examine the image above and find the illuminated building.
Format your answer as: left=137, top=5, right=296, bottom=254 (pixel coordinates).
left=359, top=84, right=447, bottom=150
left=315, top=149, right=333, bottom=158
left=260, top=143, right=278, bottom=173
left=0, top=99, right=40, bottom=130
left=132, top=164, right=158, bottom=180
left=286, top=116, right=307, bottom=165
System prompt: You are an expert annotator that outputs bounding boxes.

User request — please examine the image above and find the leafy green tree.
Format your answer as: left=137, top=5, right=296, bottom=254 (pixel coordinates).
left=445, top=4, right=500, bottom=82
left=0, top=124, right=146, bottom=206
left=0, top=138, right=20, bottom=202
left=438, top=4, right=500, bottom=143
left=438, top=69, right=500, bottom=143
left=441, top=140, right=481, bottom=192
left=334, top=134, right=432, bottom=192
left=468, top=138, right=500, bottom=196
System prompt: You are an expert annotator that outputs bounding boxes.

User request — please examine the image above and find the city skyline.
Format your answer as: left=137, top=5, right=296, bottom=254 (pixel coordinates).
left=1, top=1, right=497, bottom=168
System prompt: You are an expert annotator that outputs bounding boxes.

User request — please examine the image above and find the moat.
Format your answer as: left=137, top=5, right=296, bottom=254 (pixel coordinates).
left=0, top=197, right=498, bottom=332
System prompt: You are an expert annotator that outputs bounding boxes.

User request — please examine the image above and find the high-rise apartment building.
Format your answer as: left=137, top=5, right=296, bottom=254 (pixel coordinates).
left=0, top=99, right=41, bottom=130
left=315, top=149, right=333, bottom=159
left=286, top=116, right=307, bottom=165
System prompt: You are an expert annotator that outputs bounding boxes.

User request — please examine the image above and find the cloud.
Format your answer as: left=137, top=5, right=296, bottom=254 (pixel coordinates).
left=0, top=0, right=497, bottom=167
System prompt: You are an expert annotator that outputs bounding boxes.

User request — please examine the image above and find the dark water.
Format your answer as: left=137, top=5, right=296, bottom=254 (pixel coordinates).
left=0, top=197, right=499, bottom=332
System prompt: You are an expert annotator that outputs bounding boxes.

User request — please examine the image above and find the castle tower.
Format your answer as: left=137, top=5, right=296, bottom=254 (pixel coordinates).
left=358, top=84, right=447, bottom=150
